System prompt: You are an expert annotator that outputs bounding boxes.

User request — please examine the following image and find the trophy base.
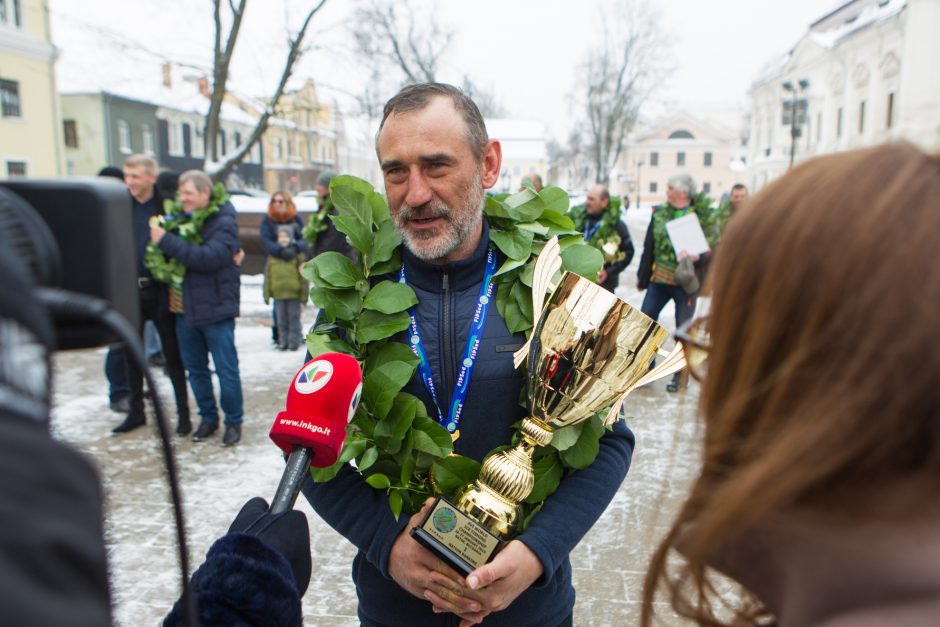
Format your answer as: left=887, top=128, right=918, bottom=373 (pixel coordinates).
left=411, top=496, right=505, bottom=576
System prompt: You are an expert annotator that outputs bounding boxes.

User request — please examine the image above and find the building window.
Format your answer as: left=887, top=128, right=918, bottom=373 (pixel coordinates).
left=677, top=152, right=686, bottom=166
left=702, top=182, right=711, bottom=194
left=649, top=181, right=658, bottom=193
left=703, top=152, right=712, bottom=167
left=886, top=92, right=895, bottom=129
left=63, top=119, right=79, bottom=148
left=235, top=131, right=242, bottom=147
left=142, top=124, right=154, bottom=154
left=219, top=130, right=226, bottom=156
left=182, top=122, right=192, bottom=157
left=274, top=138, right=282, bottom=160
left=168, top=121, right=182, bottom=156
left=836, top=107, right=843, bottom=138
left=6, top=161, right=27, bottom=177
left=650, top=152, right=659, bottom=167
left=0, top=79, right=21, bottom=118
left=858, top=101, right=866, bottom=134
left=118, top=120, right=131, bottom=154
left=193, top=128, right=204, bottom=158
left=0, top=0, right=18, bottom=27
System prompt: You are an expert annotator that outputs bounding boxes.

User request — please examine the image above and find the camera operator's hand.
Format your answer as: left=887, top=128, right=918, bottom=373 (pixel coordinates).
left=279, top=245, right=298, bottom=260
left=229, top=496, right=311, bottom=594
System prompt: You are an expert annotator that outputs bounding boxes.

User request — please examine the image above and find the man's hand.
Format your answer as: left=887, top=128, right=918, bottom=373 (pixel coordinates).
left=279, top=245, right=298, bottom=260
left=597, top=268, right=608, bottom=284
left=678, top=250, right=700, bottom=263
left=454, top=540, right=544, bottom=626
left=233, top=248, right=245, bottom=266
left=150, top=224, right=166, bottom=244
left=389, top=499, right=482, bottom=617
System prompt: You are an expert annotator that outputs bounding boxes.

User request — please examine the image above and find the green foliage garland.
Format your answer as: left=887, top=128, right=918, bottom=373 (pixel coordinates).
left=144, top=183, right=227, bottom=285
left=303, top=176, right=608, bottom=525
left=301, top=196, right=331, bottom=248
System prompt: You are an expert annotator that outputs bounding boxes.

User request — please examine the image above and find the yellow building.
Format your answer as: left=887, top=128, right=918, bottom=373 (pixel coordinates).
left=0, top=0, right=62, bottom=178
left=228, top=79, right=337, bottom=194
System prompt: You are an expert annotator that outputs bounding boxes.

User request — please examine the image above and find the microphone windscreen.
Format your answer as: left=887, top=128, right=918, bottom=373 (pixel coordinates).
left=269, top=352, right=362, bottom=467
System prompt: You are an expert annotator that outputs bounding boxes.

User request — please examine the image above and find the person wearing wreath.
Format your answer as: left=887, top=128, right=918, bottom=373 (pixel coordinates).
left=572, top=184, right=634, bottom=293
left=636, top=173, right=718, bottom=392
left=300, top=83, right=634, bottom=627
left=149, top=170, right=245, bottom=447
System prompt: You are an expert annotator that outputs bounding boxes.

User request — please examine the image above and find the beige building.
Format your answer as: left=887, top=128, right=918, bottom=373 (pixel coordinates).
left=0, top=0, right=63, bottom=178
left=485, top=119, right=548, bottom=193
left=617, top=110, right=747, bottom=208
left=230, top=79, right=337, bottom=193
left=748, top=0, right=940, bottom=190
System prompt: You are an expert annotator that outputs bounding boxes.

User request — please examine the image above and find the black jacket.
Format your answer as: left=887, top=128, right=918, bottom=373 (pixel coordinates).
left=158, top=201, right=241, bottom=326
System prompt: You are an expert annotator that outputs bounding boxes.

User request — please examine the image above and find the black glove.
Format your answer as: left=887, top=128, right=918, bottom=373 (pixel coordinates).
left=279, top=245, right=298, bottom=260
left=228, top=496, right=311, bottom=594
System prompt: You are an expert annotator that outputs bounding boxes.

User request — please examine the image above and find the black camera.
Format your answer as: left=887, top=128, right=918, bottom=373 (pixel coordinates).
left=0, top=178, right=139, bottom=349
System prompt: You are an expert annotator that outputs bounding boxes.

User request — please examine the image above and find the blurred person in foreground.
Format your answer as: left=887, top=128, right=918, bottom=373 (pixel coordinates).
left=642, top=143, right=940, bottom=627
left=0, top=244, right=309, bottom=627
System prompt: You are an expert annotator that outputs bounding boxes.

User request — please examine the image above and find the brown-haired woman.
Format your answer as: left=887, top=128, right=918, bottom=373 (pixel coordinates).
left=261, top=191, right=307, bottom=347
left=642, top=143, right=940, bottom=627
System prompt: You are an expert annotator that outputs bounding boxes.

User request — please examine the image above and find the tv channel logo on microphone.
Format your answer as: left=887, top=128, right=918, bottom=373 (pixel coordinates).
left=295, top=360, right=334, bottom=395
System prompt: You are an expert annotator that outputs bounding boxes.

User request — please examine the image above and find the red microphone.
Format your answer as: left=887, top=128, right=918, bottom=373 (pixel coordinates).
left=268, top=352, right=362, bottom=514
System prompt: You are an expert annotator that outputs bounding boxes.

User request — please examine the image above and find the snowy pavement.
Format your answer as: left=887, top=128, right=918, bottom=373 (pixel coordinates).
left=50, top=211, right=701, bottom=626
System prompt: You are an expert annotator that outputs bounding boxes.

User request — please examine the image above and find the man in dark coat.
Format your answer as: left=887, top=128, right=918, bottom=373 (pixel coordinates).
left=311, top=170, right=356, bottom=261
left=151, top=170, right=244, bottom=446
left=112, top=154, right=190, bottom=436
left=301, top=83, right=634, bottom=627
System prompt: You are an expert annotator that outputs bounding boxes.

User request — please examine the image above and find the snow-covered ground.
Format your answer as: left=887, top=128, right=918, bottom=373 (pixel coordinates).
left=50, top=217, right=702, bottom=626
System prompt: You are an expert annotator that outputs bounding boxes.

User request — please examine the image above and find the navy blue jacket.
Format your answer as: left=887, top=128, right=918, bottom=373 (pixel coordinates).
left=260, top=215, right=307, bottom=257
left=301, top=221, right=635, bottom=626
left=158, top=201, right=241, bottom=327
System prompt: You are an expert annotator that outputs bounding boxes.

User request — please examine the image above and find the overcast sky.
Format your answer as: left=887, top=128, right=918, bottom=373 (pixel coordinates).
left=49, top=0, right=837, bottom=138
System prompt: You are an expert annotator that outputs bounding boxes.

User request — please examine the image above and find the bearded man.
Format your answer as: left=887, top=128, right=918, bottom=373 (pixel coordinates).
left=300, top=83, right=634, bottom=627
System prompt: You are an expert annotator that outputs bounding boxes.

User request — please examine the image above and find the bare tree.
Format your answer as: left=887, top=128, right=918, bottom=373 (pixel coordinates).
left=460, top=76, right=508, bottom=118
left=204, top=0, right=327, bottom=182
left=349, top=0, right=452, bottom=114
left=579, top=0, right=667, bottom=184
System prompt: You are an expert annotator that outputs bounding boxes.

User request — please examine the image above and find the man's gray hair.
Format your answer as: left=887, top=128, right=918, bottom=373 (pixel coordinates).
left=667, top=173, right=697, bottom=197
left=376, top=83, right=489, bottom=163
left=178, top=170, right=213, bottom=194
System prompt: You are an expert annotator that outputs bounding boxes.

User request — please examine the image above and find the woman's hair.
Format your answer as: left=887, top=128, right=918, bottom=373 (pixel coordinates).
left=268, top=190, right=297, bottom=222
left=642, top=143, right=940, bottom=626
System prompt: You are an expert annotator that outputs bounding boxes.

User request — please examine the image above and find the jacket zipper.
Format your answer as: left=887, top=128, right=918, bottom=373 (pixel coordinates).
left=441, top=271, right=454, bottom=417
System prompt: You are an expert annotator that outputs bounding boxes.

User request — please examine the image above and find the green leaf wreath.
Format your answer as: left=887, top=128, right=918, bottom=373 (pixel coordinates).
left=301, top=195, right=331, bottom=248
left=144, top=183, right=227, bottom=285
left=569, top=196, right=625, bottom=265
left=303, top=176, right=608, bottom=526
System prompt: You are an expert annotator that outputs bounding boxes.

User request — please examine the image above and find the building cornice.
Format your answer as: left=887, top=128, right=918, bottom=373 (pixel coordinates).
left=0, top=28, right=57, bottom=63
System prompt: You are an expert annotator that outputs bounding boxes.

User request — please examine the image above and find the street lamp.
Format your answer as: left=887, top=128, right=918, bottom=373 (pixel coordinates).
left=783, top=78, right=810, bottom=168
left=636, top=157, right=644, bottom=210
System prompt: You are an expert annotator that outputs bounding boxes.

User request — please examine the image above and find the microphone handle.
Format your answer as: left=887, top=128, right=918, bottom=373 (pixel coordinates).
left=269, top=447, right=313, bottom=514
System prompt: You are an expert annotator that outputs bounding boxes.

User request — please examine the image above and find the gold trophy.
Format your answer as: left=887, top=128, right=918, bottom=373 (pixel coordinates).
left=412, top=270, right=669, bottom=575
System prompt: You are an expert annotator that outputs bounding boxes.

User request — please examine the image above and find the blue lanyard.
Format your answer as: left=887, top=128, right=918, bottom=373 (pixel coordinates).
left=584, top=220, right=601, bottom=242
left=398, top=247, right=497, bottom=433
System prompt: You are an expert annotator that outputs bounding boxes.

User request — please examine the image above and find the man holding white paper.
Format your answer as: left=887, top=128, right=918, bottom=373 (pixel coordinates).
left=636, top=173, right=719, bottom=391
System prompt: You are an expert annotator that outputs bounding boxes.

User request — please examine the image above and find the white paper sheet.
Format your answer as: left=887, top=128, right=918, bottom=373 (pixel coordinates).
left=665, top=214, right=710, bottom=256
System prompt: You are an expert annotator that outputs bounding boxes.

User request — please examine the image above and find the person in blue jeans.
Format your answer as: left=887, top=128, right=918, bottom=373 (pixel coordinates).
left=150, top=169, right=244, bottom=446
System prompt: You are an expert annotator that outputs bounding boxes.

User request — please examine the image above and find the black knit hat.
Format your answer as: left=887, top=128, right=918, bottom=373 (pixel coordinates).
left=316, top=171, right=336, bottom=188
left=97, top=166, right=124, bottom=180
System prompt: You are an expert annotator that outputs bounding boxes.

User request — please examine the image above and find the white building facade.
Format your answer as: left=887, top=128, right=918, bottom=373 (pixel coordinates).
left=748, top=0, right=940, bottom=190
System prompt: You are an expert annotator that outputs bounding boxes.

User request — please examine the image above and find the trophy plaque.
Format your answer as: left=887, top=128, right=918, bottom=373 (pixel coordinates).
left=412, top=271, right=668, bottom=575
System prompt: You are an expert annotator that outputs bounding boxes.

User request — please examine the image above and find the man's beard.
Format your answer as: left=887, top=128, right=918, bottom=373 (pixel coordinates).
left=394, top=174, right=484, bottom=262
